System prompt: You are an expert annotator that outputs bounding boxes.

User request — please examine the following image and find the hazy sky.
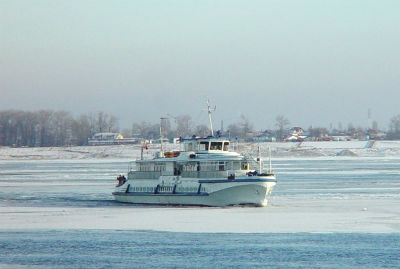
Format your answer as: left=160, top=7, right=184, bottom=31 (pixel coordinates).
left=1, top=0, right=399, bottom=130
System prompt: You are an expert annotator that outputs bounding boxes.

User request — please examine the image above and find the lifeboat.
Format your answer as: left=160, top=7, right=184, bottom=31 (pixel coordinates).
left=164, top=151, right=180, bottom=158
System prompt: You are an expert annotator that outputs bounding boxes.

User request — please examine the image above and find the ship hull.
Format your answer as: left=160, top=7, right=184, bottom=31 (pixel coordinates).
left=113, top=179, right=276, bottom=207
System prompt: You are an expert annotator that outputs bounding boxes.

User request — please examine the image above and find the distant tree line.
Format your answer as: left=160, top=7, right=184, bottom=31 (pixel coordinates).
left=2, top=109, right=400, bottom=147
left=131, top=114, right=259, bottom=141
left=131, top=115, right=210, bottom=140
left=0, top=110, right=118, bottom=147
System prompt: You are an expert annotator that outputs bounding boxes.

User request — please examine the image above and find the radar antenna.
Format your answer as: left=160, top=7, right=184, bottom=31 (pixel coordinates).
left=206, top=99, right=216, bottom=136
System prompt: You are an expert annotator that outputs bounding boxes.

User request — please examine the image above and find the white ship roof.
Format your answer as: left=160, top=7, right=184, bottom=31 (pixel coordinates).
left=138, top=136, right=244, bottom=163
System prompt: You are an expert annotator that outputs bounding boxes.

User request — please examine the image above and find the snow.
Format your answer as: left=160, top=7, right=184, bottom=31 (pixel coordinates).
left=1, top=196, right=399, bottom=233
left=1, top=141, right=400, bottom=233
left=1, top=140, right=400, bottom=160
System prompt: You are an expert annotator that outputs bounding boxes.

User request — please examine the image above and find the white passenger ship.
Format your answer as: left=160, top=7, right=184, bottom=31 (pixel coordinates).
left=113, top=103, right=276, bottom=206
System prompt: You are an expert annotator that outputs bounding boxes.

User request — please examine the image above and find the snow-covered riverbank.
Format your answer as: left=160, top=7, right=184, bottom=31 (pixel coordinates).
left=1, top=140, right=400, bottom=160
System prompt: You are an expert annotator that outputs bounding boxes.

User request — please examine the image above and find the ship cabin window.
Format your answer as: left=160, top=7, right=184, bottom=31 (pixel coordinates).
left=210, top=142, right=223, bottom=150
left=199, top=141, right=209, bottom=151
left=223, top=142, right=229, bottom=151
left=218, top=161, right=225, bottom=171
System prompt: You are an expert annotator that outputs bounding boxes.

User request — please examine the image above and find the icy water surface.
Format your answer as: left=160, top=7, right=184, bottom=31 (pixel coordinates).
left=1, top=158, right=399, bottom=208
left=0, top=230, right=399, bottom=269
left=0, top=159, right=124, bottom=207
left=0, top=158, right=400, bottom=268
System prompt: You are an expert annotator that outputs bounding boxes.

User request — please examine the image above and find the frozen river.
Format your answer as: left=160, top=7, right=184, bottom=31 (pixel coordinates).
left=1, top=157, right=399, bottom=232
left=0, top=157, right=399, bottom=268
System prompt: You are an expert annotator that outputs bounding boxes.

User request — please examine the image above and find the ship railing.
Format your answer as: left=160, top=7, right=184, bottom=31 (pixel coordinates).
left=130, top=170, right=247, bottom=180
left=129, top=171, right=162, bottom=179
left=128, top=161, right=135, bottom=172
left=181, top=171, right=228, bottom=179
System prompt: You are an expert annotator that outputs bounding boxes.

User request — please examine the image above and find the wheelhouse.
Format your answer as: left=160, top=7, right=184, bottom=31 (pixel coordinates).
left=183, top=137, right=230, bottom=153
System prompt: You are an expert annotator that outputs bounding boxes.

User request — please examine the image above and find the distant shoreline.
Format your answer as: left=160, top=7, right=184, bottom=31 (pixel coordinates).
left=1, top=141, right=400, bottom=160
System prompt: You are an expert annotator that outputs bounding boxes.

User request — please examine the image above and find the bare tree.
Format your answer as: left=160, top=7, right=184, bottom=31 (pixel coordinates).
left=226, top=123, right=242, bottom=139
left=239, top=114, right=254, bottom=138
left=308, top=127, right=329, bottom=140
left=51, top=110, right=73, bottom=146
left=71, top=114, right=92, bottom=146
left=275, top=115, right=290, bottom=141
left=107, top=115, right=119, bottom=133
left=175, top=115, right=193, bottom=137
left=194, top=124, right=210, bottom=137
left=132, top=121, right=150, bottom=138
left=96, top=112, right=108, bottom=133
left=132, top=121, right=159, bottom=139
left=37, top=110, right=54, bottom=146
left=0, top=110, right=120, bottom=147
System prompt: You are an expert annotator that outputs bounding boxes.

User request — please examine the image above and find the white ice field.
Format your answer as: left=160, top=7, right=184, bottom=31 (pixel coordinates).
left=1, top=140, right=400, bottom=160
left=0, top=141, right=399, bottom=233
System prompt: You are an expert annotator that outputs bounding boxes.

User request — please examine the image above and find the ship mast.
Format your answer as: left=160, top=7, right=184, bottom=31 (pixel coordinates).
left=207, top=99, right=216, bottom=136
left=159, top=117, right=167, bottom=157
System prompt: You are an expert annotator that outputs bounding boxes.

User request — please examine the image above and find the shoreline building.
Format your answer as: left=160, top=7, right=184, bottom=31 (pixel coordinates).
left=88, top=133, right=138, bottom=146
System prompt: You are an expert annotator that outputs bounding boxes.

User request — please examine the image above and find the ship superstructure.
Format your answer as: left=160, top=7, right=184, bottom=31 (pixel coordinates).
left=113, top=102, right=276, bottom=206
